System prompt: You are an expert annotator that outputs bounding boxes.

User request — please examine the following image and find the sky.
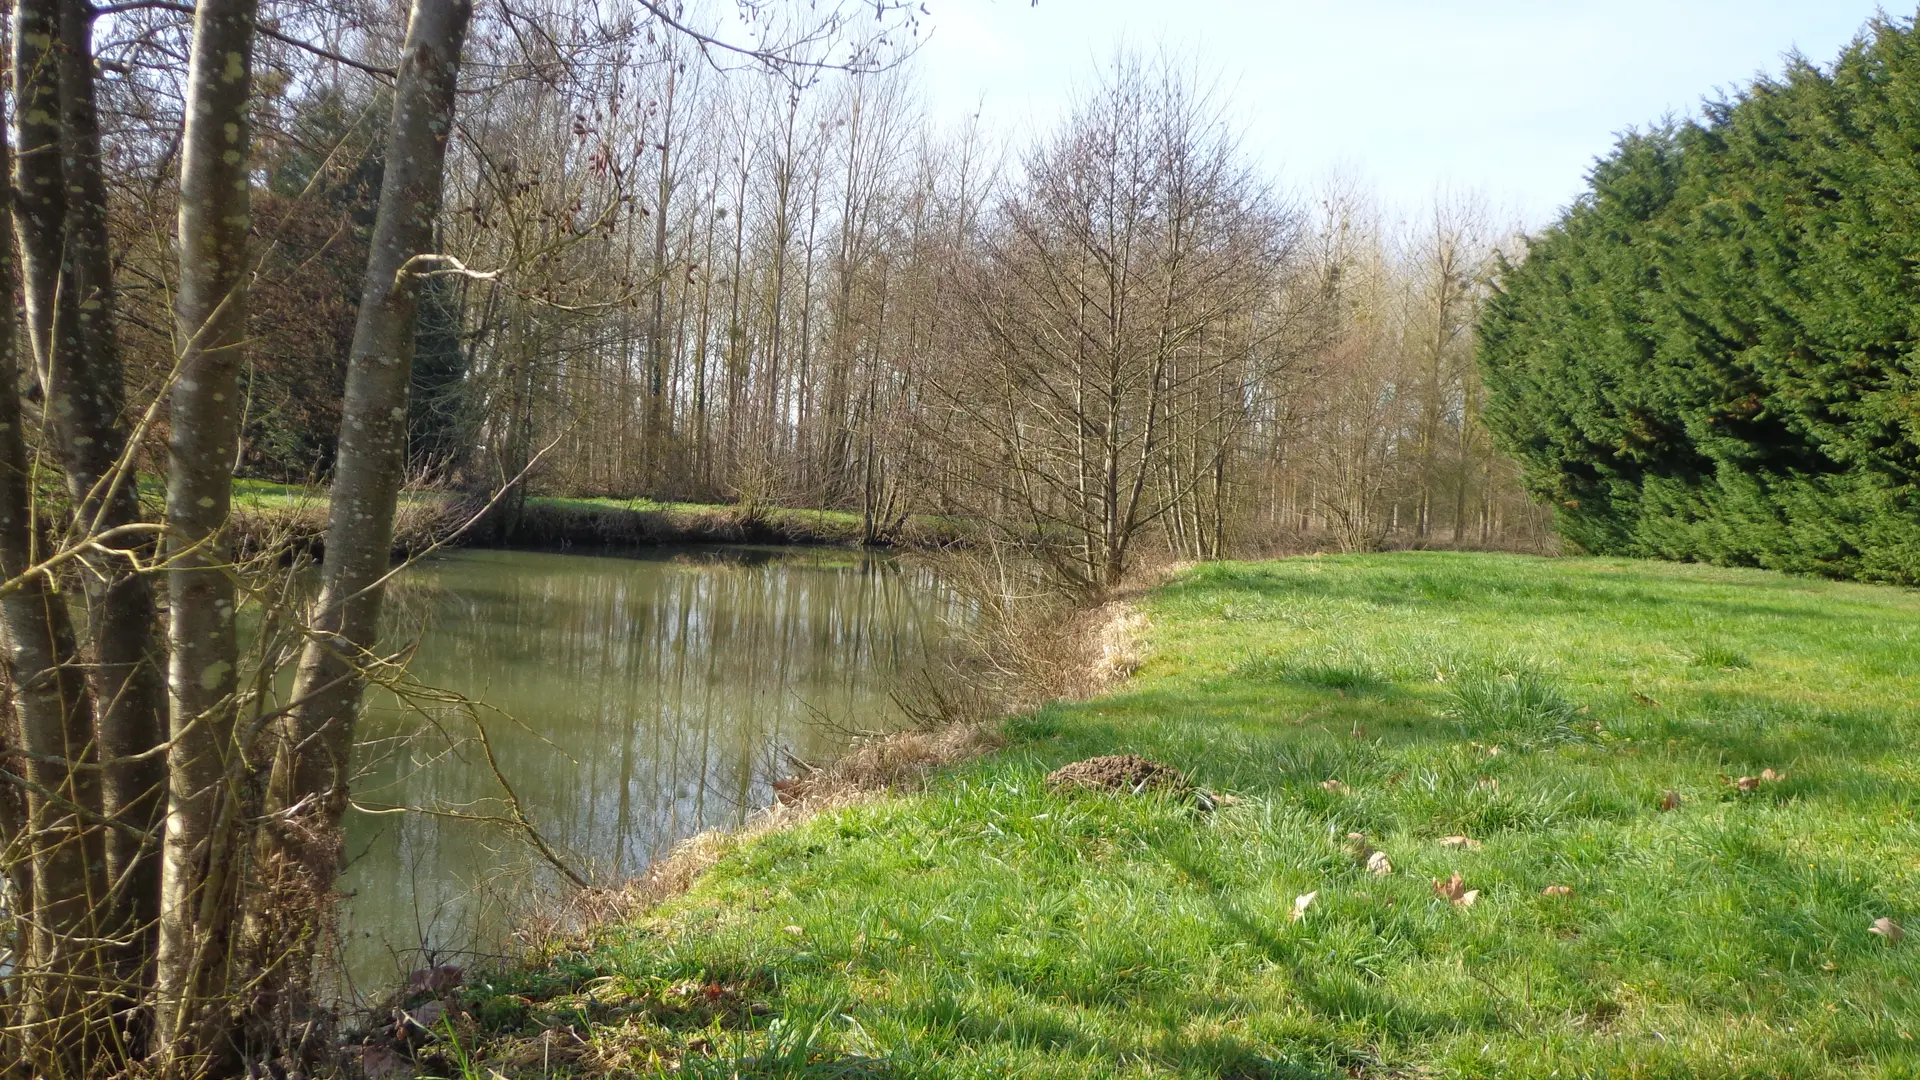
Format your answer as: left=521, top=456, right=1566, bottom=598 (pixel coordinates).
left=911, top=1, right=1891, bottom=228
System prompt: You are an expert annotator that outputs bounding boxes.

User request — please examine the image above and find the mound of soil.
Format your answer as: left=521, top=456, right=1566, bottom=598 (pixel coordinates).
left=1045, top=754, right=1188, bottom=795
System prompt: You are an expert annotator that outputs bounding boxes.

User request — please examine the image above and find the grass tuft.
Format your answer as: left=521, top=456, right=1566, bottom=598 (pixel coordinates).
left=1236, top=647, right=1392, bottom=694
left=1443, top=669, right=1588, bottom=747
left=1687, top=640, right=1754, bottom=669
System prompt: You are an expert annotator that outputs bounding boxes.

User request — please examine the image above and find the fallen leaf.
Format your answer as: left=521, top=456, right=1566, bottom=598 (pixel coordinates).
left=1366, top=850, right=1393, bottom=876
left=1319, top=779, right=1349, bottom=794
left=1728, top=770, right=1783, bottom=793
left=1542, top=885, right=1574, bottom=897
left=1871, top=918, right=1905, bottom=944
left=1344, top=831, right=1373, bottom=859
left=1658, top=790, right=1681, bottom=811
left=1433, top=872, right=1477, bottom=906
left=1438, top=835, right=1482, bottom=850
left=1212, top=793, right=1241, bottom=806
left=1631, top=691, right=1661, bottom=708
left=782, top=925, right=804, bottom=936
left=1291, top=891, right=1318, bottom=922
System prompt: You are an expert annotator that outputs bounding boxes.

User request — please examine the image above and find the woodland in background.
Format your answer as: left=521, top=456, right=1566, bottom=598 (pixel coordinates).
left=102, top=15, right=1547, bottom=577
left=1481, top=15, right=1920, bottom=584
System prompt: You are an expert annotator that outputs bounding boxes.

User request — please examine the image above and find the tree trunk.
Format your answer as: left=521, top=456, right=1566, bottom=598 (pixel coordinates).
left=15, top=0, right=169, bottom=984
left=266, top=0, right=472, bottom=898
left=154, top=0, right=257, bottom=1066
left=645, top=63, right=677, bottom=489
left=0, top=98, right=111, bottom=1077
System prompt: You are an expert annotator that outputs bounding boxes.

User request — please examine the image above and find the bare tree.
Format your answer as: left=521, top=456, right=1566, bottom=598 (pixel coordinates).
left=14, top=0, right=169, bottom=996
left=154, top=0, right=258, bottom=1066
left=942, top=55, right=1289, bottom=591
left=263, top=0, right=475, bottom=969
left=0, top=92, right=114, bottom=1077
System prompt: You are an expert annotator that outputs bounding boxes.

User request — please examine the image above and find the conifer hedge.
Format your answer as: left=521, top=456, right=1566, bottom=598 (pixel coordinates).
left=1481, top=17, right=1920, bottom=582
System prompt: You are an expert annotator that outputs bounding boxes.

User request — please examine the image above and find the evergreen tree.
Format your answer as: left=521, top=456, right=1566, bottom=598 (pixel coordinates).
left=409, top=270, right=472, bottom=477
left=1482, top=15, right=1920, bottom=583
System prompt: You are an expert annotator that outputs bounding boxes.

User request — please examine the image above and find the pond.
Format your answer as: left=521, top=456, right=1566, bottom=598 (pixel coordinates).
left=333, top=546, right=966, bottom=993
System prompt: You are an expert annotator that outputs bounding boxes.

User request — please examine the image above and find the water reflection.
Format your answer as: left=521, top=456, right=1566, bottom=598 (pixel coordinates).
left=335, top=546, right=963, bottom=990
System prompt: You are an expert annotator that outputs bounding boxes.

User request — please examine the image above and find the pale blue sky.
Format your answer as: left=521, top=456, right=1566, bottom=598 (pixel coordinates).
left=914, top=1, right=1892, bottom=226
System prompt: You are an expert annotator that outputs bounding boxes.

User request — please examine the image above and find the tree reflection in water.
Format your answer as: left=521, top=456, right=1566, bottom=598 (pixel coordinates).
left=335, top=546, right=965, bottom=992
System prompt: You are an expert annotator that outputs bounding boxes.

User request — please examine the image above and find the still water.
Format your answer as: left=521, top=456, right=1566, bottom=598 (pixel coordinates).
left=333, top=546, right=964, bottom=992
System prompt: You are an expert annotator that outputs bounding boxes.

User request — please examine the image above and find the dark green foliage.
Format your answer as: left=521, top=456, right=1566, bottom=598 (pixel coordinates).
left=241, top=86, right=383, bottom=480
left=1481, top=15, right=1920, bottom=582
left=409, top=270, right=472, bottom=475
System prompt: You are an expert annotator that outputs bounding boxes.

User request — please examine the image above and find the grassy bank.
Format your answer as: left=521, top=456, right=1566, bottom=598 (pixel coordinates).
left=228, top=481, right=954, bottom=554
left=426, top=553, right=1918, bottom=1078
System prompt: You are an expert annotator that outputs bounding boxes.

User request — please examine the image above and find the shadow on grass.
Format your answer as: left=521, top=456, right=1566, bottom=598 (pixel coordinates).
left=1159, top=845, right=1486, bottom=1045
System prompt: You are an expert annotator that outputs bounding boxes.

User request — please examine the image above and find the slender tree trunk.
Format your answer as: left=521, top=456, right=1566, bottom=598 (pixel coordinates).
left=15, top=0, right=169, bottom=989
left=267, top=0, right=472, bottom=893
left=645, top=64, right=677, bottom=489
left=155, top=0, right=256, bottom=1067
left=0, top=682, right=30, bottom=1071
left=1452, top=366, right=1478, bottom=546
left=0, top=97, right=112, bottom=1076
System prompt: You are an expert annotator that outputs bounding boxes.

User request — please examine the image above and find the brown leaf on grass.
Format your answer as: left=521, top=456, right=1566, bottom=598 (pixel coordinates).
left=1541, top=885, right=1574, bottom=897
left=1344, top=832, right=1373, bottom=859
left=1433, top=872, right=1478, bottom=906
left=782, top=925, right=804, bottom=936
left=1870, top=918, right=1905, bottom=944
left=1438, top=835, right=1482, bottom=850
left=1659, top=790, right=1681, bottom=811
left=1291, top=891, right=1318, bottom=922
left=1320, top=779, right=1350, bottom=794
left=1728, top=770, right=1784, bottom=793
left=1366, top=850, right=1394, bottom=876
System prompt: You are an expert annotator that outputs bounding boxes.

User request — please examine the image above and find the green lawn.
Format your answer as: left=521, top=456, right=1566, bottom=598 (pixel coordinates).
left=228, top=481, right=869, bottom=531
left=457, top=553, right=1920, bottom=1078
